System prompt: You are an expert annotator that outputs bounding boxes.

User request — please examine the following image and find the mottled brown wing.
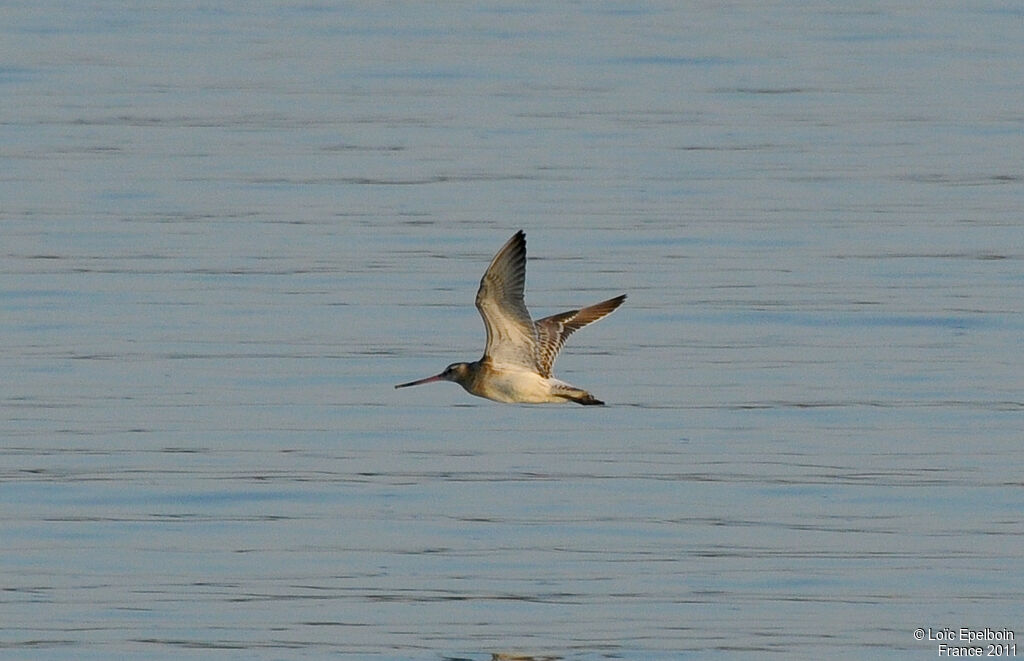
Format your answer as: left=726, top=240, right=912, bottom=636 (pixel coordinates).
left=534, top=294, right=626, bottom=377
left=475, top=230, right=540, bottom=370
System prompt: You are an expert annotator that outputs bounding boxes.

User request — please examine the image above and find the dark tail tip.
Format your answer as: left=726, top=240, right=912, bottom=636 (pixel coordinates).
left=573, top=394, right=605, bottom=406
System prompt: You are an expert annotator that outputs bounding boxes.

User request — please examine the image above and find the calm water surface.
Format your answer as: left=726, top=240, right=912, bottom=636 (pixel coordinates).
left=2, top=2, right=1022, bottom=660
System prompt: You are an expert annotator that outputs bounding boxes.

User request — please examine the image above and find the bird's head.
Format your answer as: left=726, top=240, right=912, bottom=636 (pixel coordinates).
left=395, top=362, right=472, bottom=389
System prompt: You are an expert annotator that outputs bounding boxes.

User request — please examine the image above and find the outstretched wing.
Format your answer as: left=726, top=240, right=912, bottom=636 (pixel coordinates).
left=475, top=230, right=539, bottom=370
left=535, top=294, right=626, bottom=377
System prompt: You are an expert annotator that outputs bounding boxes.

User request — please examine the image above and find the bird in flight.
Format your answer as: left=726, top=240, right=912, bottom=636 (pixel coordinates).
left=395, top=230, right=625, bottom=405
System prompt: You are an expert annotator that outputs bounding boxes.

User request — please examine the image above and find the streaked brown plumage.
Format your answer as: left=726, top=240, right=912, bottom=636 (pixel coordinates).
left=395, top=230, right=625, bottom=405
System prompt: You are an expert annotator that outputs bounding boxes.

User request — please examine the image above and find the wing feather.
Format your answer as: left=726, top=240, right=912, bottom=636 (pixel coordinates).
left=475, top=230, right=539, bottom=370
left=535, top=294, right=626, bottom=377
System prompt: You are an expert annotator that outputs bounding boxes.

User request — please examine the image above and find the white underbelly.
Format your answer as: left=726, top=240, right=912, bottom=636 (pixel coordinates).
left=470, top=370, right=568, bottom=404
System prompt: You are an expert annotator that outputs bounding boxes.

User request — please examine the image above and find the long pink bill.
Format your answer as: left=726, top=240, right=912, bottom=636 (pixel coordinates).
left=394, top=373, right=445, bottom=389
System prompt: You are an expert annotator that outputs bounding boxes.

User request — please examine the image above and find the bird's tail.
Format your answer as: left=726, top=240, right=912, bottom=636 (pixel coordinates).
left=571, top=392, right=605, bottom=406
left=556, top=386, right=605, bottom=406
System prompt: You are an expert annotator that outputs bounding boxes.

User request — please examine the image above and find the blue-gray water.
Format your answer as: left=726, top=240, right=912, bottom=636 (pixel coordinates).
left=2, top=3, right=1022, bottom=660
